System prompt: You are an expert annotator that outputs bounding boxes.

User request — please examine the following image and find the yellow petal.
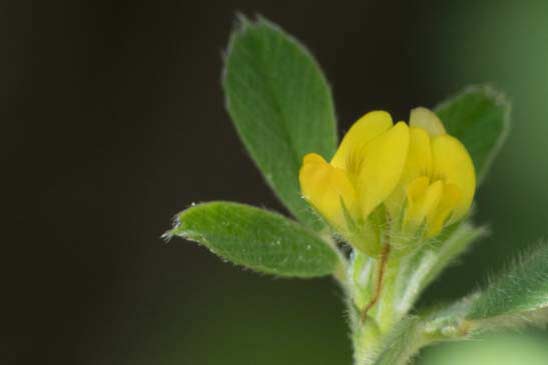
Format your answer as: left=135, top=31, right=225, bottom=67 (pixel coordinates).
left=404, top=127, right=433, bottom=179
left=404, top=178, right=443, bottom=229
left=299, top=153, right=358, bottom=229
left=409, top=107, right=446, bottom=136
left=403, top=175, right=430, bottom=227
left=356, top=121, right=410, bottom=218
left=406, top=176, right=430, bottom=204
left=385, top=127, right=432, bottom=218
left=427, top=183, right=461, bottom=237
left=431, top=135, right=476, bottom=220
left=330, top=111, right=393, bottom=171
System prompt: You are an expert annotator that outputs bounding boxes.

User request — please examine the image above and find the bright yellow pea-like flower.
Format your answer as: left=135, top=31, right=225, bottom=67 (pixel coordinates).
left=299, top=107, right=476, bottom=254
left=299, top=111, right=410, bottom=254
left=386, top=107, right=476, bottom=238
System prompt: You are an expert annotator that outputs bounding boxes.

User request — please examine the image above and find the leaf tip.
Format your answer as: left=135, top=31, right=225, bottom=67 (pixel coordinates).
left=233, top=11, right=250, bottom=27
left=161, top=212, right=183, bottom=243
left=162, top=203, right=202, bottom=243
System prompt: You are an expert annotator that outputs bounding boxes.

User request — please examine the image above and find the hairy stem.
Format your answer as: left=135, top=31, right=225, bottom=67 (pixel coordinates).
left=361, top=244, right=391, bottom=321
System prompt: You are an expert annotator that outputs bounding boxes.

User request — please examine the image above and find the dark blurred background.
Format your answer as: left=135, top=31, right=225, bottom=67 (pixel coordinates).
left=4, top=0, right=548, bottom=364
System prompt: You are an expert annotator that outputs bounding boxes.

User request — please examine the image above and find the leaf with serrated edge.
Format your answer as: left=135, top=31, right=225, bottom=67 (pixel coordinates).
left=166, top=201, right=338, bottom=278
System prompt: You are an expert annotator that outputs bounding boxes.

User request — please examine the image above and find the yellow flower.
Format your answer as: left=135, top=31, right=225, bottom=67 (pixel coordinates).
left=386, top=107, right=476, bottom=238
left=299, top=107, right=476, bottom=253
left=299, top=111, right=409, bottom=254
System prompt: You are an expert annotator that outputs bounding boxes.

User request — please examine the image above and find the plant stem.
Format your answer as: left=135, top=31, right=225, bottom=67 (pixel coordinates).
left=361, top=244, right=391, bottom=321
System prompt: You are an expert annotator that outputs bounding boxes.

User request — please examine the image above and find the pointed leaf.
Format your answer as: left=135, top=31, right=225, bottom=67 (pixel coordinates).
left=467, top=243, right=548, bottom=320
left=166, top=202, right=338, bottom=278
left=223, top=16, right=338, bottom=229
left=435, top=85, right=510, bottom=183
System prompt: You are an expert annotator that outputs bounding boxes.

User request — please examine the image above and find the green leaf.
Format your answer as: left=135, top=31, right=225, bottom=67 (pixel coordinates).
left=435, top=85, right=510, bottom=183
left=467, top=243, right=548, bottom=321
left=223, top=16, right=338, bottom=229
left=166, top=201, right=338, bottom=278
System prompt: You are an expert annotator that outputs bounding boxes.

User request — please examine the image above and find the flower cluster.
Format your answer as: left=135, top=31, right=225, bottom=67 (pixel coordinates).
left=299, top=107, right=476, bottom=255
